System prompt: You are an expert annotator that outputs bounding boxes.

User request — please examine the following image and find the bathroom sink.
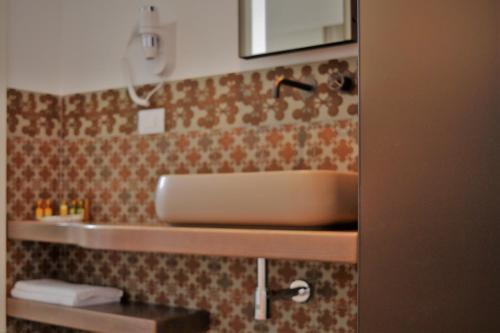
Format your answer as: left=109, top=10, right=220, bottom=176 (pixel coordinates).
left=155, top=170, right=357, bottom=227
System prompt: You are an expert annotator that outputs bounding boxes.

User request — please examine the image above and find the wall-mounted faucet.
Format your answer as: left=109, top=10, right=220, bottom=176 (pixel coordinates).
left=254, top=258, right=312, bottom=321
left=272, top=73, right=355, bottom=99
left=273, top=76, right=317, bottom=99
left=328, top=72, right=355, bottom=93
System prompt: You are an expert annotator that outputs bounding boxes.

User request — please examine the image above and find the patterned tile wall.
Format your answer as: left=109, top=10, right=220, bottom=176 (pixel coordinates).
left=60, top=120, right=357, bottom=225
left=6, top=241, right=80, bottom=333
left=7, top=241, right=357, bottom=333
left=7, top=89, right=62, bottom=139
left=58, top=58, right=358, bottom=224
left=6, top=57, right=358, bottom=332
left=6, top=88, right=71, bottom=332
left=61, top=59, right=357, bottom=138
left=6, top=89, right=63, bottom=222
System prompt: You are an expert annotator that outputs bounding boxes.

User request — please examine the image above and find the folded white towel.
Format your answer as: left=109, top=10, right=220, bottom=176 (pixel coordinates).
left=11, top=279, right=123, bottom=307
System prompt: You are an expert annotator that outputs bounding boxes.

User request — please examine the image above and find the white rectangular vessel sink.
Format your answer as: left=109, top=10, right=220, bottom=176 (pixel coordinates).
left=155, top=170, right=357, bottom=227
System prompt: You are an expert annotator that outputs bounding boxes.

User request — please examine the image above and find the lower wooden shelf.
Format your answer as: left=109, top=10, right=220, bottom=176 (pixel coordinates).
left=8, top=220, right=358, bottom=263
left=7, top=298, right=210, bottom=333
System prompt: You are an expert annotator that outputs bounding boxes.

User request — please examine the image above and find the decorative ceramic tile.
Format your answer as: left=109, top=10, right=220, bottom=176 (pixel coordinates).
left=6, top=137, right=63, bottom=221
left=6, top=57, right=359, bottom=332
left=7, top=89, right=62, bottom=139
left=61, top=59, right=357, bottom=138
left=59, top=120, right=357, bottom=225
left=59, top=246, right=358, bottom=333
left=6, top=241, right=61, bottom=291
left=6, top=241, right=357, bottom=333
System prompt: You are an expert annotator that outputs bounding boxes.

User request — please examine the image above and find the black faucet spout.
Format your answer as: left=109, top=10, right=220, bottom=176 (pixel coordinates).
left=273, top=76, right=316, bottom=98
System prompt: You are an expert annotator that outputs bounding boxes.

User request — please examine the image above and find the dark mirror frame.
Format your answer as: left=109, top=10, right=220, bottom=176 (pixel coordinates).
left=239, top=0, right=358, bottom=59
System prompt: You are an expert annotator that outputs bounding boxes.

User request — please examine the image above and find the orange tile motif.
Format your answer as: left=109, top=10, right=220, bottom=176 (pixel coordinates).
left=57, top=121, right=357, bottom=225
left=6, top=137, right=63, bottom=221
left=6, top=242, right=357, bottom=333
left=7, top=89, right=62, bottom=138
left=6, top=58, right=358, bottom=333
left=60, top=59, right=357, bottom=139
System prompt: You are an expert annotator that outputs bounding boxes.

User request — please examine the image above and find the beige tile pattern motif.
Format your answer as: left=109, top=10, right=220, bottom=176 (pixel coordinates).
left=6, top=89, right=62, bottom=139
left=6, top=57, right=359, bottom=332
left=60, top=120, right=357, bottom=225
left=6, top=241, right=81, bottom=333
left=6, top=241, right=357, bottom=333
left=6, top=137, right=63, bottom=221
left=61, top=59, right=357, bottom=139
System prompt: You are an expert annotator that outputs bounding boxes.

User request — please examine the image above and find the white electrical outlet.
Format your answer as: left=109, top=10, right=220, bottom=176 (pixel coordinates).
left=138, top=108, right=165, bottom=135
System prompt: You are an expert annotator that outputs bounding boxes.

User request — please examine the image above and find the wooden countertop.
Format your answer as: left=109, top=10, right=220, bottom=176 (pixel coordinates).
left=7, top=298, right=210, bottom=333
left=8, top=220, right=358, bottom=263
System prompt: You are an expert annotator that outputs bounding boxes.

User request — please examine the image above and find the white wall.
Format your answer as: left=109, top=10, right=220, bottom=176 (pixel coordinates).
left=0, top=0, right=8, bottom=329
left=8, top=0, right=62, bottom=94
left=9, top=0, right=357, bottom=95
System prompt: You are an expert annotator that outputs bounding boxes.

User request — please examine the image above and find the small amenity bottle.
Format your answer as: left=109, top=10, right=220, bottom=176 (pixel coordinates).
left=44, top=200, right=53, bottom=217
left=59, top=201, right=68, bottom=216
left=71, top=200, right=78, bottom=215
left=35, top=200, right=44, bottom=220
left=77, top=200, right=85, bottom=216
left=83, top=199, right=91, bottom=222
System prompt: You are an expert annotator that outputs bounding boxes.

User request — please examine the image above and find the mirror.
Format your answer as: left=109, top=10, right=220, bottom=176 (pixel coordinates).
left=239, top=0, right=357, bottom=59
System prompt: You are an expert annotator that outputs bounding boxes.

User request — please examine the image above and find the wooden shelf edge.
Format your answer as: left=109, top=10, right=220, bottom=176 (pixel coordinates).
left=7, top=298, right=210, bottom=333
left=8, top=220, right=358, bottom=263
